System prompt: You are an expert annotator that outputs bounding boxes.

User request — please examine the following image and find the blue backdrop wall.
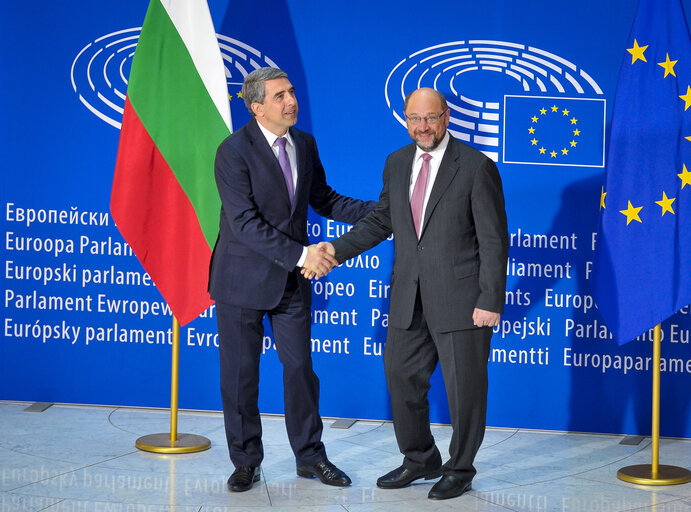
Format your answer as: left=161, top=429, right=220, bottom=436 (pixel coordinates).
left=2, top=0, right=691, bottom=438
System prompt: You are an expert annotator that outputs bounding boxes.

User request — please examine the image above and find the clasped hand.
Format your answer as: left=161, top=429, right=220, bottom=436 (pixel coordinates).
left=301, top=242, right=337, bottom=280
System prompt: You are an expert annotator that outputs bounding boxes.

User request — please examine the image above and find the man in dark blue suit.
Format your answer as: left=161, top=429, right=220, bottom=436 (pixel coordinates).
left=209, top=67, right=374, bottom=492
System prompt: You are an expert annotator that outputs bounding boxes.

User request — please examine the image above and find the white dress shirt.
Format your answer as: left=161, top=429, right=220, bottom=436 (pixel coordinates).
left=409, top=131, right=450, bottom=232
left=256, top=121, right=298, bottom=190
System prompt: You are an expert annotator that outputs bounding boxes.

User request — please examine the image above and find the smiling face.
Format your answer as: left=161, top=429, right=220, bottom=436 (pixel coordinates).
left=252, top=77, right=298, bottom=136
left=405, top=88, right=449, bottom=151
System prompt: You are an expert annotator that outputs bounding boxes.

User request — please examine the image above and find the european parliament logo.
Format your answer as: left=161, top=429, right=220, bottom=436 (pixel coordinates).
left=385, top=40, right=606, bottom=167
left=70, top=29, right=278, bottom=129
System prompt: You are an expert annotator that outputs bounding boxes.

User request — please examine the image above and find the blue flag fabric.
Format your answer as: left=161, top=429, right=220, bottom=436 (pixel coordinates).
left=592, top=0, right=691, bottom=344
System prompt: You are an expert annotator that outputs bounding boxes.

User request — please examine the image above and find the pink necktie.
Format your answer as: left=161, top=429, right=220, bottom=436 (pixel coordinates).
left=276, top=137, right=294, bottom=203
left=411, top=153, right=431, bottom=238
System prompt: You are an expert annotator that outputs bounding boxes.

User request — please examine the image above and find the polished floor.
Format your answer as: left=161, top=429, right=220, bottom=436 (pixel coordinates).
left=2, top=402, right=691, bottom=511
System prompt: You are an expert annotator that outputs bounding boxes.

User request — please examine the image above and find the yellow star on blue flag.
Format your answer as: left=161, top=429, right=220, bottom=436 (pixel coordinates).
left=592, top=0, right=691, bottom=344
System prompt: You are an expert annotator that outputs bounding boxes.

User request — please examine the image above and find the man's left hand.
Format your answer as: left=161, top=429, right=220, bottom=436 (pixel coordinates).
left=472, top=308, right=500, bottom=328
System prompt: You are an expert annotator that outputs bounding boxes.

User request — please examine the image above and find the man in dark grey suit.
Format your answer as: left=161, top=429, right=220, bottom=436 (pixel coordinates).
left=319, top=88, right=508, bottom=500
left=209, top=68, right=374, bottom=493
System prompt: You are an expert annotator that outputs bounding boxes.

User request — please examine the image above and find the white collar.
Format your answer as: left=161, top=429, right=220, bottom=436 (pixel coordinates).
left=256, top=120, right=294, bottom=148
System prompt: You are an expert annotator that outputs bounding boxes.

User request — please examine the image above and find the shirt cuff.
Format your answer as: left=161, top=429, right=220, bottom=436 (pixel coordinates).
left=296, top=246, right=308, bottom=268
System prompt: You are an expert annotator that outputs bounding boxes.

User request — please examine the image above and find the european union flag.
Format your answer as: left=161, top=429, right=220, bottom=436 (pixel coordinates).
left=592, top=0, right=691, bottom=344
left=503, top=95, right=605, bottom=167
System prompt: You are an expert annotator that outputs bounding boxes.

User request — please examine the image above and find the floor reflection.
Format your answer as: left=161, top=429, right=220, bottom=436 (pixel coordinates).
left=1, top=402, right=691, bottom=511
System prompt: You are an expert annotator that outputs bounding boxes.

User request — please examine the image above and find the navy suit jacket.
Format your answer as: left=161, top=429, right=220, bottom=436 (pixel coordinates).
left=209, top=118, right=374, bottom=310
left=331, top=136, right=508, bottom=332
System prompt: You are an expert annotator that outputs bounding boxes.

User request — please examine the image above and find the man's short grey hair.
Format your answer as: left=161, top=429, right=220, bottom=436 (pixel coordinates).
left=242, top=67, right=289, bottom=115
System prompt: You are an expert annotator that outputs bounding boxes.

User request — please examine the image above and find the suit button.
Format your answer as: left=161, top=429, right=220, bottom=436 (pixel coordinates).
left=417, top=245, right=423, bottom=251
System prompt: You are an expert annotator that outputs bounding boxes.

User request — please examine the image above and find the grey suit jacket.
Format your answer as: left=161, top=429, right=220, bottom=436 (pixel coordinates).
left=331, top=136, right=508, bottom=332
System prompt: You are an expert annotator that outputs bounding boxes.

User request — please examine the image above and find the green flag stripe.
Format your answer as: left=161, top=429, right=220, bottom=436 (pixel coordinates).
left=127, top=0, right=228, bottom=247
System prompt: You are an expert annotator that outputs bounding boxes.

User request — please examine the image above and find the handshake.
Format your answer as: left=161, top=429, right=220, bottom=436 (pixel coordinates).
left=300, top=242, right=337, bottom=280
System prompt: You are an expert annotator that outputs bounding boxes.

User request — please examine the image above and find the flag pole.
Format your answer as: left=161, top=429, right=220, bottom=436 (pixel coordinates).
left=135, top=316, right=211, bottom=454
left=617, top=324, right=691, bottom=485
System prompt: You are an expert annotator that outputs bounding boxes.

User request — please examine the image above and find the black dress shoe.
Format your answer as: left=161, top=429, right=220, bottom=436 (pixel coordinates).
left=376, top=465, right=442, bottom=489
left=227, top=466, right=260, bottom=492
left=428, top=474, right=472, bottom=500
left=296, top=459, right=352, bottom=486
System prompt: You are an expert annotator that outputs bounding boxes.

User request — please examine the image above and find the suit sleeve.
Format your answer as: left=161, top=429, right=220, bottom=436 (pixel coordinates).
left=215, top=141, right=304, bottom=270
left=331, top=158, right=394, bottom=263
left=471, top=159, right=509, bottom=313
left=307, top=137, right=377, bottom=224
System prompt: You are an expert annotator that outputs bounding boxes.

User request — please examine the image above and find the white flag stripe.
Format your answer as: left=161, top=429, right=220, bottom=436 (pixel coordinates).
left=161, top=0, right=232, bottom=132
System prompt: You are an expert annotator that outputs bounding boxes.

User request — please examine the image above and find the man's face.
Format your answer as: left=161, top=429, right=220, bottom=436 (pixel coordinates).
left=405, top=90, right=449, bottom=151
left=252, top=77, right=298, bottom=135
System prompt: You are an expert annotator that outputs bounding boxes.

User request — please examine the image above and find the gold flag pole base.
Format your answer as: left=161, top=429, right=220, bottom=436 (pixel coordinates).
left=617, top=464, right=691, bottom=486
left=617, top=325, right=691, bottom=486
left=135, top=316, right=211, bottom=455
left=136, top=433, right=211, bottom=454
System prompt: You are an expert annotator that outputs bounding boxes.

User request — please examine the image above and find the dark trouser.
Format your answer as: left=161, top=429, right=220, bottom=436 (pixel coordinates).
left=384, top=293, right=491, bottom=482
left=216, top=272, right=326, bottom=468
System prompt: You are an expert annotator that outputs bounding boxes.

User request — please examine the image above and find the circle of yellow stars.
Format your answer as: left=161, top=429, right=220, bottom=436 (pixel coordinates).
left=599, top=39, right=691, bottom=225
left=528, top=105, right=580, bottom=158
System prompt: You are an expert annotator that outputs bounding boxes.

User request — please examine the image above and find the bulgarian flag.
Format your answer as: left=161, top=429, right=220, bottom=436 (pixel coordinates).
left=111, top=0, right=231, bottom=326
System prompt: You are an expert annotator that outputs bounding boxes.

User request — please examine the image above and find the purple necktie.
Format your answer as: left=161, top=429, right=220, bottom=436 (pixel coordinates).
left=410, top=153, right=432, bottom=238
left=276, top=137, right=294, bottom=203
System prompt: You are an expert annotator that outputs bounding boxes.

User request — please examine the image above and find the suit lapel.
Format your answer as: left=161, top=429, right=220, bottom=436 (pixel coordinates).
left=290, top=127, right=306, bottom=215
left=396, top=145, right=418, bottom=236
left=420, top=137, right=460, bottom=237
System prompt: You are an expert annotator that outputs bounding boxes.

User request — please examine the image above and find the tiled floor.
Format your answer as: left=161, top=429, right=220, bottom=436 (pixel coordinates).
left=2, top=402, right=691, bottom=511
